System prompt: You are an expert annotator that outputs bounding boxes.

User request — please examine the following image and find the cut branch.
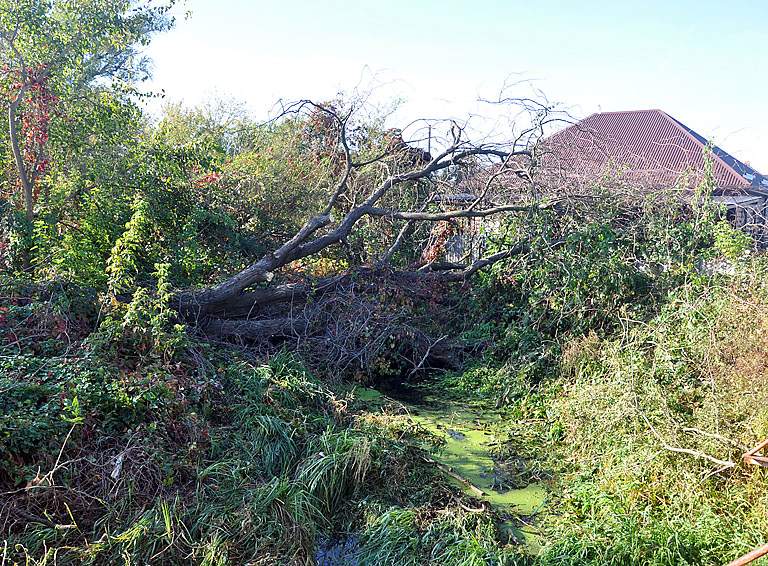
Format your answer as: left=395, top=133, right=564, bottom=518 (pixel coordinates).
left=367, top=202, right=552, bottom=221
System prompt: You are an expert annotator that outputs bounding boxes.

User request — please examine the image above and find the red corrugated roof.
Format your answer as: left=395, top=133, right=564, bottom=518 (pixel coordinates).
left=544, top=109, right=764, bottom=191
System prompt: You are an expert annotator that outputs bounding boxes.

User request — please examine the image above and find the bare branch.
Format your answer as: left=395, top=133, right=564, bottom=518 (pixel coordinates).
left=366, top=201, right=552, bottom=222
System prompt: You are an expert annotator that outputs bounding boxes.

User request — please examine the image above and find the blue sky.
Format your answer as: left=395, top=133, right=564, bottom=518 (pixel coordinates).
left=145, top=0, right=768, bottom=170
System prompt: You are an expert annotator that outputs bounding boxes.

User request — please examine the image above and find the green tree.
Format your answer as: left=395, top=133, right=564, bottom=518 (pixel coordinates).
left=156, top=97, right=252, bottom=157
left=0, top=0, right=175, bottom=220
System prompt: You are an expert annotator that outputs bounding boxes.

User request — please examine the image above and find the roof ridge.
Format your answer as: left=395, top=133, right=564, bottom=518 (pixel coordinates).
left=586, top=109, right=664, bottom=118
left=655, top=111, right=750, bottom=188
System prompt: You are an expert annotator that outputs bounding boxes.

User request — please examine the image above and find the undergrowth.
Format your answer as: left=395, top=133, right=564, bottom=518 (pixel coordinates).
left=426, top=197, right=768, bottom=565
left=538, top=268, right=768, bottom=565
left=4, top=190, right=768, bottom=565
left=0, top=283, right=523, bottom=565
left=436, top=254, right=768, bottom=565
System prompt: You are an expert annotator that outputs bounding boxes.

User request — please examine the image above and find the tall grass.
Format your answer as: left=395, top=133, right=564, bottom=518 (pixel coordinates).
left=537, top=267, right=768, bottom=564
left=2, top=325, right=518, bottom=565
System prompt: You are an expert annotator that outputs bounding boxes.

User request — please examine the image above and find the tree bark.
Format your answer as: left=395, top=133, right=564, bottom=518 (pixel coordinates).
left=8, top=91, right=34, bottom=221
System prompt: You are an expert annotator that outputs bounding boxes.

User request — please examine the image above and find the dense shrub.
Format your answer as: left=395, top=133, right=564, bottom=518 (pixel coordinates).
left=535, top=270, right=768, bottom=564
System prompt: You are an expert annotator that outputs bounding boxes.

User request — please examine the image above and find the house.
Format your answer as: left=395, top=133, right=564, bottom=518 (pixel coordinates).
left=540, top=109, right=768, bottom=238
left=433, top=109, right=768, bottom=262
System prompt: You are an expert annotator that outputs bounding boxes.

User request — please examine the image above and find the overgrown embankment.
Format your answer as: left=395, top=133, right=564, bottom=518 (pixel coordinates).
left=0, top=283, right=532, bottom=565
left=434, top=255, right=768, bottom=564
left=541, top=272, right=768, bottom=564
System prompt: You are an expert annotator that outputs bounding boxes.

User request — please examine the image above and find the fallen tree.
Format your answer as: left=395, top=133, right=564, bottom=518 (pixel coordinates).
left=172, top=97, right=576, bottom=374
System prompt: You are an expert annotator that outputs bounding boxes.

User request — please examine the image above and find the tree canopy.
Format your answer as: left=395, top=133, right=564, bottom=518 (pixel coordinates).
left=0, top=0, right=175, bottom=221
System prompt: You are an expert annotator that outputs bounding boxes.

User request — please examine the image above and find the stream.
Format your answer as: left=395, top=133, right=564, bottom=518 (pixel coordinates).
left=406, top=402, right=546, bottom=548
left=316, top=383, right=547, bottom=564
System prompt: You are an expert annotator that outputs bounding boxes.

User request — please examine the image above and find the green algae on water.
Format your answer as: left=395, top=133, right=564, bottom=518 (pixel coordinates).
left=353, top=387, right=547, bottom=548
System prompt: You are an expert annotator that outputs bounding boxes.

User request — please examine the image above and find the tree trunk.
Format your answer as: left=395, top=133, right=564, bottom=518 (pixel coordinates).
left=8, top=94, right=34, bottom=221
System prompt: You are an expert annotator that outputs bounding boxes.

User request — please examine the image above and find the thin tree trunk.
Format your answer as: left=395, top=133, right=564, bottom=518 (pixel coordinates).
left=8, top=94, right=34, bottom=221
